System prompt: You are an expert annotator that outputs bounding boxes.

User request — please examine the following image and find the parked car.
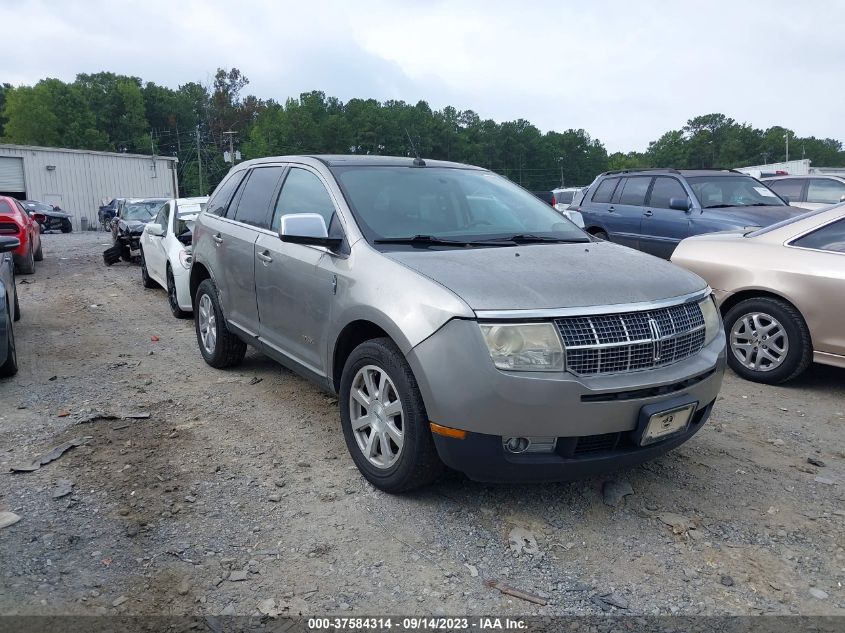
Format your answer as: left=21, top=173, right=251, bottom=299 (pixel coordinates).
left=580, top=168, right=806, bottom=258
left=98, top=198, right=125, bottom=229
left=672, top=204, right=845, bottom=384
left=532, top=188, right=586, bottom=228
left=139, top=196, right=209, bottom=317
left=762, top=174, right=845, bottom=210
left=0, top=196, right=43, bottom=274
left=103, top=198, right=168, bottom=265
left=531, top=190, right=556, bottom=206
left=190, top=155, right=726, bottom=492
left=0, top=235, right=21, bottom=377
left=551, top=187, right=586, bottom=211
left=22, top=200, right=73, bottom=233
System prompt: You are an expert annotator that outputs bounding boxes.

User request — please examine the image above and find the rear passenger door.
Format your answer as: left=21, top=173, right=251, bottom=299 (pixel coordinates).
left=216, top=166, right=284, bottom=338
left=767, top=178, right=808, bottom=208
left=581, top=177, right=619, bottom=236
left=640, top=176, right=690, bottom=259
left=807, top=178, right=845, bottom=208
left=610, top=176, right=652, bottom=250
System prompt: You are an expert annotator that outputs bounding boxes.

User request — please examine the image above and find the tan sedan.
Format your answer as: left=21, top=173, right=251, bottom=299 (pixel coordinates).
left=672, top=204, right=845, bottom=383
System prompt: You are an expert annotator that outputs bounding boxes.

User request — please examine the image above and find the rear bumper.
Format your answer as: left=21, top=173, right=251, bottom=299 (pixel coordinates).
left=433, top=398, right=715, bottom=483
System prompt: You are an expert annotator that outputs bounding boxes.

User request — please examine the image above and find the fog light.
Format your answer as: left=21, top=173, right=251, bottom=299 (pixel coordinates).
left=503, top=436, right=557, bottom=454
left=504, top=437, right=530, bottom=453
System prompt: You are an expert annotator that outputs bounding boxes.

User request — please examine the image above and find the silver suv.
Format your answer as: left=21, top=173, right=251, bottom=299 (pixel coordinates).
left=191, top=155, right=726, bottom=492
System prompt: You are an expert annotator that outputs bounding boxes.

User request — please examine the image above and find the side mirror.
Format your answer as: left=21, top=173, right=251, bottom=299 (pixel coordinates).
left=31, top=212, right=47, bottom=223
left=145, top=223, right=165, bottom=237
left=840, top=195, right=845, bottom=203
left=279, top=213, right=342, bottom=249
left=0, top=236, right=21, bottom=253
left=669, top=197, right=691, bottom=211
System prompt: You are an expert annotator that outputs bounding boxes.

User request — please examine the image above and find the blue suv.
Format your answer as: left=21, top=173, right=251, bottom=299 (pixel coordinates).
left=576, top=169, right=806, bottom=258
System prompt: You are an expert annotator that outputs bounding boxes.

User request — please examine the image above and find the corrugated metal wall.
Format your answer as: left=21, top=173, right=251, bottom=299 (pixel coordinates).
left=0, top=145, right=178, bottom=229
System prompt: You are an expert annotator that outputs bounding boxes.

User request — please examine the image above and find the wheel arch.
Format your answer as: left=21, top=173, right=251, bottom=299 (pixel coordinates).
left=720, top=288, right=814, bottom=349
left=331, top=320, right=395, bottom=393
left=189, top=262, right=212, bottom=303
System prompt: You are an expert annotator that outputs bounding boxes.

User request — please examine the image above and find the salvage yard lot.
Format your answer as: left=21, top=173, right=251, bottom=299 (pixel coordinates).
left=1, top=232, right=843, bottom=616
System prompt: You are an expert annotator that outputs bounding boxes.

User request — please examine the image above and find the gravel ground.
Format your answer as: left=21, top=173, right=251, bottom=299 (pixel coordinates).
left=0, top=232, right=843, bottom=617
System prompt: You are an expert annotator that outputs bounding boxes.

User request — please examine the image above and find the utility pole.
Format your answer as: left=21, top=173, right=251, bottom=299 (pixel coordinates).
left=557, top=157, right=565, bottom=188
left=175, top=122, right=182, bottom=154
left=196, top=126, right=203, bottom=195
left=761, top=151, right=770, bottom=164
left=223, top=130, right=236, bottom=165
left=784, top=131, right=790, bottom=162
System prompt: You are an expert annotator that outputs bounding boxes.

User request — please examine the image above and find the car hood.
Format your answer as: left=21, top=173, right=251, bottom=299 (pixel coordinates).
left=384, top=241, right=707, bottom=311
left=122, top=220, right=149, bottom=232
left=704, top=205, right=805, bottom=227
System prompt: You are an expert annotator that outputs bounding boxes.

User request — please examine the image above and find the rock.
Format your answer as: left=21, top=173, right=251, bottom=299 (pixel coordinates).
left=257, top=598, right=280, bottom=617
left=464, top=564, right=478, bottom=577
left=177, top=577, right=191, bottom=596
left=112, top=596, right=128, bottom=607
left=814, top=476, right=835, bottom=486
left=597, top=592, right=628, bottom=609
left=228, top=570, right=248, bottom=582
left=658, top=513, right=691, bottom=534
left=807, top=457, right=826, bottom=468
left=184, top=495, right=196, bottom=503
left=508, top=527, right=540, bottom=555
left=602, top=479, right=634, bottom=507
left=720, top=575, right=735, bottom=587
left=768, top=439, right=785, bottom=446
left=809, top=588, right=829, bottom=600
left=274, top=480, right=286, bottom=488
left=51, top=478, right=75, bottom=499
left=268, top=493, right=282, bottom=503
left=0, top=512, right=22, bottom=529
left=125, top=524, right=139, bottom=538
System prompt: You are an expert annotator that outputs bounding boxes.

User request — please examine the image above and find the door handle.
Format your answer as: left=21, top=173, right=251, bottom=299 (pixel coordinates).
left=607, top=206, right=616, bottom=213
left=256, top=250, right=273, bottom=263
left=643, top=210, right=654, bottom=217
left=212, top=233, right=224, bottom=245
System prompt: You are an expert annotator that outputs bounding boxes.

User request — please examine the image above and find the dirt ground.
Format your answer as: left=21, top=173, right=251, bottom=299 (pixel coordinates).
left=1, top=231, right=843, bottom=617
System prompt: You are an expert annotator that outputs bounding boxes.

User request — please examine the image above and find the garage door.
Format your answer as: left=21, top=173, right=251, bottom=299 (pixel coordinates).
left=0, top=156, right=25, bottom=192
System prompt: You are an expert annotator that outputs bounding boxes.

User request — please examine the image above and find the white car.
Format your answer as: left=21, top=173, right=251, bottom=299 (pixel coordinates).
left=139, top=197, right=208, bottom=317
left=763, top=174, right=845, bottom=210
left=551, top=186, right=587, bottom=227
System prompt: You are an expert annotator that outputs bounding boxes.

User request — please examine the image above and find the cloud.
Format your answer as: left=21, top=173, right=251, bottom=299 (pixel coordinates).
left=1, top=0, right=842, bottom=152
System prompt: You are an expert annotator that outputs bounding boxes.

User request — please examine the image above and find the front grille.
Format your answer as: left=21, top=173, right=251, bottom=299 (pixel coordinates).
left=573, top=432, right=620, bottom=455
left=555, top=302, right=705, bottom=376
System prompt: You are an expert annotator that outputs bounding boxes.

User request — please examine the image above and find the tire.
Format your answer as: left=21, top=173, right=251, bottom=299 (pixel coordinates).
left=34, top=238, right=43, bottom=262
left=723, top=296, right=812, bottom=384
left=167, top=266, right=190, bottom=319
left=61, top=220, right=72, bottom=233
left=339, top=337, right=445, bottom=493
left=592, top=229, right=609, bottom=241
left=140, top=248, right=158, bottom=288
left=0, top=302, right=18, bottom=378
left=119, top=242, right=131, bottom=262
left=13, top=286, right=20, bottom=322
left=16, top=243, right=35, bottom=275
left=194, top=278, right=246, bottom=368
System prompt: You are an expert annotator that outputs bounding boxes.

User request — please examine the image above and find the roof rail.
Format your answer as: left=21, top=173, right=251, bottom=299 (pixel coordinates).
left=602, top=167, right=681, bottom=175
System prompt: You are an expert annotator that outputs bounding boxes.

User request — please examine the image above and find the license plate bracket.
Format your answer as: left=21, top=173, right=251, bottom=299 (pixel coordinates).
left=633, top=397, right=698, bottom=447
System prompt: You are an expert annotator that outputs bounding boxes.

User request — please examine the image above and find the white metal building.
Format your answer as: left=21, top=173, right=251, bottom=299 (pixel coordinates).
left=0, top=144, right=178, bottom=229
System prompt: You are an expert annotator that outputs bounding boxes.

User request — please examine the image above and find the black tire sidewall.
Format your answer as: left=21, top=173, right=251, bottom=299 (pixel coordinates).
left=0, top=303, right=17, bottom=377
left=339, top=338, right=440, bottom=492
left=167, top=267, right=186, bottom=318
left=193, top=279, right=244, bottom=367
left=724, top=298, right=810, bottom=384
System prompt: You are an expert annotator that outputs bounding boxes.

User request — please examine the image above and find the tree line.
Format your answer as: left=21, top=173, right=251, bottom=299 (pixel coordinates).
left=1, top=69, right=843, bottom=196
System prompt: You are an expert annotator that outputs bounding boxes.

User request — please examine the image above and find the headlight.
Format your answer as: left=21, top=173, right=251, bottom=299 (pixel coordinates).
left=178, top=248, right=192, bottom=269
left=479, top=323, right=565, bottom=372
left=698, top=295, right=721, bottom=345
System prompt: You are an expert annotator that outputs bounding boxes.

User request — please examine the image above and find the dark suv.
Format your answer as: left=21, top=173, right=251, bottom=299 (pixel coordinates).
left=577, top=168, right=806, bottom=258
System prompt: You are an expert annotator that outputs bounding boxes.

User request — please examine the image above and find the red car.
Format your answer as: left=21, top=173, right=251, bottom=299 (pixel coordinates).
left=0, top=195, right=43, bottom=274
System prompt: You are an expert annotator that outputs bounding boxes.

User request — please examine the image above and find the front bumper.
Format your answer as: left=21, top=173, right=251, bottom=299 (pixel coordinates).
left=407, top=318, right=726, bottom=479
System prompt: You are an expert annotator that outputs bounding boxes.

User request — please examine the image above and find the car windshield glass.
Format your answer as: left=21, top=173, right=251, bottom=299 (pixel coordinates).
left=333, top=166, right=588, bottom=245
left=687, top=176, right=786, bottom=208
left=23, top=201, right=53, bottom=212
left=124, top=202, right=164, bottom=220
left=746, top=205, right=839, bottom=237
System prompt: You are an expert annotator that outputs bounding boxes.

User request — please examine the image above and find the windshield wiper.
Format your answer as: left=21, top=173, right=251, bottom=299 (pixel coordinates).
left=373, top=235, right=472, bottom=247
left=480, top=234, right=590, bottom=244
left=702, top=204, right=737, bottom=209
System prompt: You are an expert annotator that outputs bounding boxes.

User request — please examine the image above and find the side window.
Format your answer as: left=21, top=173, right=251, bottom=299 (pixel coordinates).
left=231, top=167, right=284, bottom=228
left=791, top=219, right=845, bottom=253
left=272, top=168, right=337, bottom=232
left=768, top=179, right=804, bottom=202
left=648, top=177, right=687, bottom=209
left=807, top=179, right=845, bottom=205
left=0, top=200, right=11, bottom=215
left=591, top=178, right=619, bottom=204
left=558, top=191, right=574, bottom=204
left=206, top=171, right=246, bottom=217
left=618, top=176, right=652, bottom=206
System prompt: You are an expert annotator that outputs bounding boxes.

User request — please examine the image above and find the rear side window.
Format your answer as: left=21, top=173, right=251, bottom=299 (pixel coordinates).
left=791, top=218, right=845, bottom=253
left=648, top=177, right=687, bottom=209
left=807, top=179, right=845, bottom=205
left=768, top=179, right=804, bottom=202
left=272, top=168, right=336, bottom=232
left=232, top=167, right=284, bottom=228
left=591, top=178, right=619, bottom=203
left=0, top=200, right=11, bottom=215
left=206, top=171, right=246, bottom=217
left=557, top=191, right=574, bottom=204
left=618, top=177, right=652, bottom=206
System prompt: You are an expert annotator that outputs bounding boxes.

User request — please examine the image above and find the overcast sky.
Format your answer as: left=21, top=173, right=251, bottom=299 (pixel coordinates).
left=1, top=0, right=841, bottom=152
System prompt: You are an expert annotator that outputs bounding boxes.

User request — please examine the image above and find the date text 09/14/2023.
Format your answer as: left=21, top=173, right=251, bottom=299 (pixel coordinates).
left=307, top=617, right=527, bottom=630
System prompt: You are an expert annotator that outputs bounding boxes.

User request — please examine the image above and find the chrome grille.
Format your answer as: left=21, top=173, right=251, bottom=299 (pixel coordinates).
left=555, top=302, right=706, bottom=376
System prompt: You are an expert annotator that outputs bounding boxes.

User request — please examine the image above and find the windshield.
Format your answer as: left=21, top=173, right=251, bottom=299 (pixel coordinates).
left=333, top=166, right=588, bottom=245
left=687, top=176, right=786, bottom=208
left=23, top=201, right=53, bottom=212
left=123, top=201, right=165, bottom=221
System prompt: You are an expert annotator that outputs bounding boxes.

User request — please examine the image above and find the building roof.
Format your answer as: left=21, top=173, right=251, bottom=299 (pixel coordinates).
left=0, top=144, right=178, bottom=162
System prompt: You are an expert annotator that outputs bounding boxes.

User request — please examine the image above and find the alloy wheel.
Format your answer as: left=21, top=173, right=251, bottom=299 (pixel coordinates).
left=730, top=311, right=789, bottom=372
left=197, top=294, right=217, bottom=354
left=349, top=365, right=404, bottom=469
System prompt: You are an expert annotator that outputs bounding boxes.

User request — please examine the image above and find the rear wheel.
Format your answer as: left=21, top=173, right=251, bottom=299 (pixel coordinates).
left=339, top=337, right=445, bottom=493
left=0, top=302, right=18, bottom=378
left=592, top=229, right=609, bottom=241
left=723, top=297, right=812, bottom=384
left=34, top=237, right=43, bottom=262
left=194, top=279, right=246, bottom=368
left=167, top=266, right=190, bottom=318
left=61, top=220, right=72, bottom=233
left=16, top=243, right=35, bottom=275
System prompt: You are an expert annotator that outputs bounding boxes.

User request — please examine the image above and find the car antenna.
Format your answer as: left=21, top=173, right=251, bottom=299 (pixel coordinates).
left=405, top=128, right=426, bottom=167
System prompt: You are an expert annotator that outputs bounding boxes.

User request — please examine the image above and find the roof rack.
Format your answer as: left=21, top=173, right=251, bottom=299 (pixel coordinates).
left=602, top=168, right=681, bottom=175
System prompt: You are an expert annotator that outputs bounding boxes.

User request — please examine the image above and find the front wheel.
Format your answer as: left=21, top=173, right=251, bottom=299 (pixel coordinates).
left=339, top=337, right=445, bottom=493
left=0, top=303, right=18, bottom=378
left=61, top=220, right=72, bottom=233
left=723, top=297, right=812, bottom=384
left=194, top=279, right=246, bottom=368
left=140, top=248, right=157, bottom=288
left=167, top=267, right=190, bottom=319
